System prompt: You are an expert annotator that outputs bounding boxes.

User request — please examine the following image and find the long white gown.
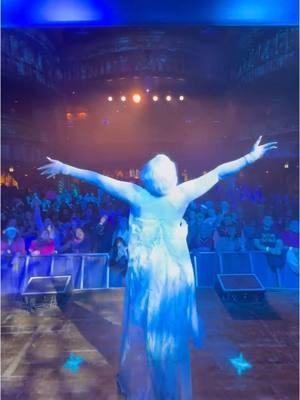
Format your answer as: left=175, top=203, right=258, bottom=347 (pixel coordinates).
left=117, top=214, right=204, bottom=399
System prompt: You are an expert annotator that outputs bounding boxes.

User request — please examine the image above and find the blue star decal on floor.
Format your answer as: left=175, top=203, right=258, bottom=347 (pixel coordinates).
left=63, top=352, right=85, bottom=374
left=230, top=353, right=252, bottom=375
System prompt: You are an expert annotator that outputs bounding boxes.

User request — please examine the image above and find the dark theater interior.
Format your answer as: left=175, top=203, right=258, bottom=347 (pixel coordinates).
left=1, top=1, right=299, bottom=399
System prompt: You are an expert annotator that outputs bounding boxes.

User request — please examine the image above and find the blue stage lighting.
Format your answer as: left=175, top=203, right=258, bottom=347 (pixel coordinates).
left=2, top=0, right=298, bottom=26
left=216, top=0, right=298, bottom=25
left=230, top=353, right=252, bottom=375
left=63, top=352, right=85, bottom=374
left=34, top=0, right=103, bottom=22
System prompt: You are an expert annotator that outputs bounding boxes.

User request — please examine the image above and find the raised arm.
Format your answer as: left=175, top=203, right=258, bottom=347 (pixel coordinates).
left=38, top=157, right=143, bottom=205
left=177, top=136, right=277, bottom=203
left=34, top=202, right=44, bottom=231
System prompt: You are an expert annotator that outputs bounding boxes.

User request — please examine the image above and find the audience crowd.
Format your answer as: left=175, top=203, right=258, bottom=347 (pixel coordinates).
left=1, top=178, right=299, bottom=274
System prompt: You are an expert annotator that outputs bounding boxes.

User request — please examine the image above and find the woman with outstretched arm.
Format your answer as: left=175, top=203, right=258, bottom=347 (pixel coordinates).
left=39, top=136, right=277, bottom=399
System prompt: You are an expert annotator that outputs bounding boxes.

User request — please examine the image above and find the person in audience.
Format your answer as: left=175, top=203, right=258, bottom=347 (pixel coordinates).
left=29, top=229, right=56, bottom=256
left=215, top=224, right=243, bottom=252
left=60, top=227, right=90, bottom=253
left=94, top=213, right=115, bottom=253
left=217, top=200, right=230, bottom=225
left=281, top=219, right=299, bottom=274
left=45, top=220, right=61, bottom=248
left=1, top=226, right=26, bottom=257
left=215, top=213, right=233, bottom=240
left=205, top=207, right=218, bottom=227
left=193, top=218, right=214, bottom=251
left=242, top=218, right=257, bottom=250
left=230, top=212, right=239, bottom=227
left=112, top=216, right=129, bottom=245
left=254, top=216, right=283, bottom=253
left=186, top=209, right=198, bottom=248
left=1, top=226, right=26, bottom=293
left=20, top=210, right=37, bottom=251
left=109, top=237, right=129, bottom=276
left=34, top=201, right=61, bottom=248
left=59, top=217, right=81, bottom=252
left=281, top=219, right=299, bottom=250
left=254, top=215, right=284, bottom=270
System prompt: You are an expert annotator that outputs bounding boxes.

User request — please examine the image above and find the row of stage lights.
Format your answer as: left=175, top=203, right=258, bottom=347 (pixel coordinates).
left=107, top=94, right=185, bottom=103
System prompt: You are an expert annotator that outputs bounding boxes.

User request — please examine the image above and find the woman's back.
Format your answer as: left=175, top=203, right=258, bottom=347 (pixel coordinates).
left=129, top=186, right=187, bottom=222
left=119, top=191, right=202, bottom=400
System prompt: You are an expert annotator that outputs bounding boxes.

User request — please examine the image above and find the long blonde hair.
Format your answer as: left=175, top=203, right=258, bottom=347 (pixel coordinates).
left=140, top=154, right=178, bottom=197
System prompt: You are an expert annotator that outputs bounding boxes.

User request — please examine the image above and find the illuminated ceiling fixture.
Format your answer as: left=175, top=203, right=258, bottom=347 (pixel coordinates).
left=146, top=88, right=150, bottom=93
left=166, top=95, right=172, bottom=102
left=152, top=95, right=159, bottom=102
left=121, top=96, right=126, bottom=102
left=179, top=95, right=184, bottom=101
left=107, top=96, right=113, bottom=102
left=284, top=162, right=289, bottom=169
left=9, top=166, right=14, bottom=173
left=132, top=94, right=141, bottom=103
left=77, top=112, right=88, bottom=120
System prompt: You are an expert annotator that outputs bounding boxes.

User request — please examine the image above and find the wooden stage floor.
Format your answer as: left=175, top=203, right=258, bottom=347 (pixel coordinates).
left=1, top=289, right=299, bottom=400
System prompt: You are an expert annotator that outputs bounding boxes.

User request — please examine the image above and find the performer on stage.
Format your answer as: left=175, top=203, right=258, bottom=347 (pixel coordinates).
left=39, top=136, right=277, bottom=399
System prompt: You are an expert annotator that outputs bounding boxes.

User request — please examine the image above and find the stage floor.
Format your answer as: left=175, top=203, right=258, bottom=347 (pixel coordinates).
left=1, top=289, right=299, bottom=400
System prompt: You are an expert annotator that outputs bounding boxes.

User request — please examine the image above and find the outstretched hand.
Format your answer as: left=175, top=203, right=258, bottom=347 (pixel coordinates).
left=38, top=157, right=65, bottom=179
left=250, top=136, right=278, bottom=161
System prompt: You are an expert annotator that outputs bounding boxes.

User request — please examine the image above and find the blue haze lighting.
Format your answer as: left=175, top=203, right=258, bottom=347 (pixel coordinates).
left=2, top=0, right=298, bottom=27
left=216, top=0, right=298, bottom=25
left=63, top=352, right=85, bottom=373
left=34, top=0, right=102, bottom=22
left=230, top=353, right=252, bottom=375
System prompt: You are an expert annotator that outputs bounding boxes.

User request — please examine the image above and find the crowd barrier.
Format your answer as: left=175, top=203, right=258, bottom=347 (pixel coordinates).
left=192, top=251, right=299, bottom=289
left=1, top=251, right=298, bottom=294
left=1, top=253, right=111, bottom=294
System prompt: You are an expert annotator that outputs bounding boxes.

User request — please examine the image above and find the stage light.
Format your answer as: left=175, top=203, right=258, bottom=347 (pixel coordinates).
left=66, top=112, right=73, bottom=121
left=133, top=94, right=141, bottom=103
left=9, top=166, right=14, bottom=173
left=146, top=88, right=150, bottom=93
left=107, top=96, right=113, bottom=102
left=166, top=95, right=172, bottom=102
left=121, top=96, right=126, bottom=102
left=152, top=95, right=159, bottom=102
left=284, top=162, right=289, bottom=169
left=77, top=112, right=88, bottom=120
left=179, top=95, right=184, bottom=101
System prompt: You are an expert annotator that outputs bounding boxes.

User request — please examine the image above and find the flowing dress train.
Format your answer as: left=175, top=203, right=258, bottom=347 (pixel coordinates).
left=117, top=215, right=204, bottom=399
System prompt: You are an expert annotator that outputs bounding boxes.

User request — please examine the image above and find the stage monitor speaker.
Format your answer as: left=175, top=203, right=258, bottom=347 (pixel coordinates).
left=215, top=273, right=265, bottom=303
left=22, top=275, right=72, bottom=312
